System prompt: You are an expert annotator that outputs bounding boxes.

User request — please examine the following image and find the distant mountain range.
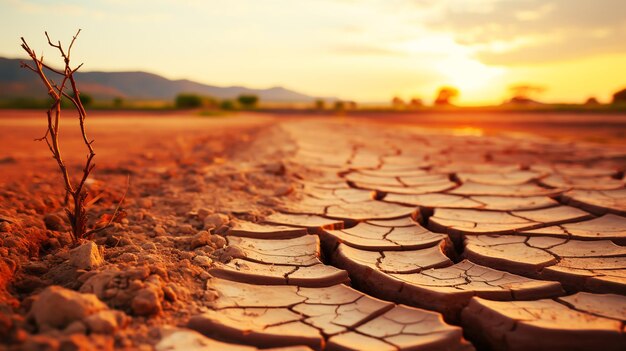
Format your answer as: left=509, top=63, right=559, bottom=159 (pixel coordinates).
left=0, top=57, right=331, bottom=102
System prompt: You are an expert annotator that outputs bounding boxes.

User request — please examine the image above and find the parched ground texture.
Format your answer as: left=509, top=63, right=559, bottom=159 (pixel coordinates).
left=1, top=112, right=626, bottom=351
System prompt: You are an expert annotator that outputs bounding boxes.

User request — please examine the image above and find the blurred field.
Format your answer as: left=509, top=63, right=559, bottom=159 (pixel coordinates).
left=0, top=109, right=271, bottom=182
left=1, top=109, right=625, bottom=183
left=349, top=111, right=626, bottom=145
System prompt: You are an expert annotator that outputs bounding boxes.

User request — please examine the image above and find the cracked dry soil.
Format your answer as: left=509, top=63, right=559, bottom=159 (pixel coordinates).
left=1, top=114, right=626, bottom=351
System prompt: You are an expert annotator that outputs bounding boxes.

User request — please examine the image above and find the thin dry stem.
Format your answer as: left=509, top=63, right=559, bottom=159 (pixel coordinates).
left=20, top=30, right=117, bottom=244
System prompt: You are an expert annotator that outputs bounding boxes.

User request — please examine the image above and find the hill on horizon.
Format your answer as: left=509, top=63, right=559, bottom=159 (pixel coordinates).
left=0, top=57, right=332, bottom=103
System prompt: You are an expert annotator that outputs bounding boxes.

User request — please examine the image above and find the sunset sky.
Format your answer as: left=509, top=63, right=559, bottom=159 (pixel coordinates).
left=1, top=0, right=626, bottom=105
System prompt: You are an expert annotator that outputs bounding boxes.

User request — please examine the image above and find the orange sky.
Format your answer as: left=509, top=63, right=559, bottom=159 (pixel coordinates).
left=1, top=0, right=626, bottom=105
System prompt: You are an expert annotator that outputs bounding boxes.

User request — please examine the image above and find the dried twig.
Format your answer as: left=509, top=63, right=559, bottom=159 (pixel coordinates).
left=84, top=175, right=130, bottom=238
left=20, top=30, right=122, bottom=244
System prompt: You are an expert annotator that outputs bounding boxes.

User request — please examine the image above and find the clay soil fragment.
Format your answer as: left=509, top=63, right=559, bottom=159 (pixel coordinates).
left=333, top=243, right=563, bottom=321
left=325, top=200, right=417, bottom=221
left=188, top=278, right=472, bottom=351
left=321, top=221, right=446, bottom=251
left=561, top=188, right=626, bottom=216
left=464, top=235, right=626, bottom=293
left=428, top=206, right=592, bottom=236
left=264, top=212, right=344, bottom=231
left=461, top=293, right=626, bottom=351
left=156, top=327, right=314, bottom=351
left=448, top=181, right=564, bottom=197
left=520, top=214, right=626, bottom=245
left=385, top=193, right=558, bottom=211
left=209, top=235, right=349, bottom=287
left=227, top=221, right=309, bottom=239
left=457, top=170, right=544, bottom=186
left=540, top=174, right=625, bottom=190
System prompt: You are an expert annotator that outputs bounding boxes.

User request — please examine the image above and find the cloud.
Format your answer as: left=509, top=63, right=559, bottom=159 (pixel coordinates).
left=426, top=0, right=626, bottom=65
left=329, top=44, right=403, bottom=56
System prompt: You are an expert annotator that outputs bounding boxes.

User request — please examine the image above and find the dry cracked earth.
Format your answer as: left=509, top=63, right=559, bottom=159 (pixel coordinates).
left=3, top=117, right=626, bottom=351
left=169, top=120, right=626, bottom=351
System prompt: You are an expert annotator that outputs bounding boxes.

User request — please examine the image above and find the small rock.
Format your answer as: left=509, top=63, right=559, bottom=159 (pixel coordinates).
left=153, top=225, right=167, bottom=237
left=210, top=235, right=227, bottom=248
left=189, top=231, right=212, bottom=249
left=141, top=242, right=157, bottom=251
left=29, top=286, right=108, bottom=330
left=131, top=288, right=162, bottom=316
left=79, top=271, right=117, bottom=299
left=45, top=238, right=62, bottom=251
left=203, top=213, right=228, bottom=230
left=162, top=285, right=177, bottom=302
left=44, top=213, right=66, bottom=231
left=177, top=224, right=196, bottom=235
left=69, top=242, right=104, bottom=270
left=57, top=232, right=73, bottom=247
left=203, top=290, right=219, bottom=303
left=122, top=244, right=141, bottom=253
left=63, top=321, right=87, bottom=335
left=197, top=208, right=211, bottom=219
left=216, top=245, right=245, bottom=263
left=118, top=253, right=138, bottom=263
left=83, top=310, right=127, bottom=334
left=24, top=261, right=49, bottom=275
left=192, top=255, right=213, bottom=267
left=55, top=249, right=71, bottom=260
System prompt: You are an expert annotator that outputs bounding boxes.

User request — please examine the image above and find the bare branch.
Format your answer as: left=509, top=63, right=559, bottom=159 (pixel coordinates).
left=20, top=62, right=37, bottom=73
left=67, top=29, right=81, bottom=60
left=72, top=62, right=84, bottom=73
left=20, top=30, right=112, bottom=245
left=84, top=175, right=130, bottom=238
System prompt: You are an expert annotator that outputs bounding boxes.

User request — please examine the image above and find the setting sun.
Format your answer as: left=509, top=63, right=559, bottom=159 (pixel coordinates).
left=436, top=56, right=504, bottom=104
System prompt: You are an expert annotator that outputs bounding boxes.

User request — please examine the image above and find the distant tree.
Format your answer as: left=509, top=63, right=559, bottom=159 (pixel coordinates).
left=346, top=101, right=358, bottom=110
left=79, top=93, right=93, bottom=106
left=508, top=84, right=545, bottom=104
left=584, top=97, right=599, bottom=105
left=237, top=94, right=259, bottom=109
left=334, top=101, right=345, bottom=113
left=175, top=93, right=203, bottom=109
left=612, top=88, right=626, bottom=104
left=203, top=96, right=219, bottom=109
left=391, top=96, right=405, bottom=109
left=220, top=99, right=235, bottom=110
left=315, top=99, right=326, bottom=111
left=434, top=87, right=459, bottom=106
left=408, top=98, right=423, bottom=108
left=113, top=97, right=124, bottom=108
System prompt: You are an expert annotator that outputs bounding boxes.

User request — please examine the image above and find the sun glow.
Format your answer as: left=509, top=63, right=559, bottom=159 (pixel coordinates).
left=436, top=56, right=504, bottom=94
